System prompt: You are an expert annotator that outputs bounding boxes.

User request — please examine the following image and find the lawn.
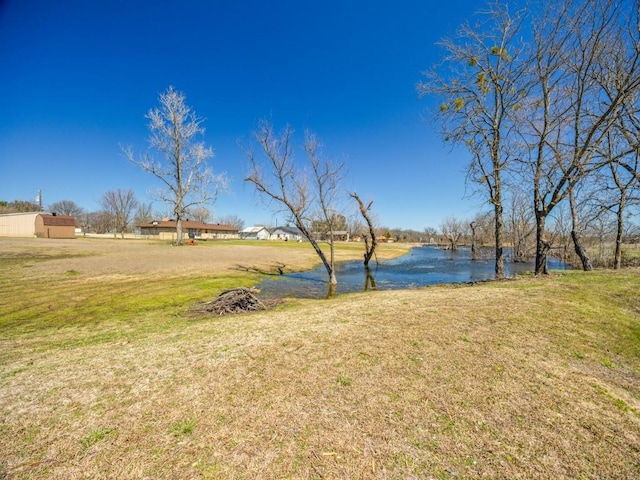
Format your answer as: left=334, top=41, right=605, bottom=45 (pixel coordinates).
left=0, top=238, right=639, bottom=479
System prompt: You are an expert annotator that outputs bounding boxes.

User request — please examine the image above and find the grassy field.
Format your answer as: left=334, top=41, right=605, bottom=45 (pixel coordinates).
left=1, top=238, right=639, bottom=479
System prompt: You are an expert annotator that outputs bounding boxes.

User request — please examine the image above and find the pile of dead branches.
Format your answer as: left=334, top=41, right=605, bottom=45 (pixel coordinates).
left=191, top=287, right=268, bottom=316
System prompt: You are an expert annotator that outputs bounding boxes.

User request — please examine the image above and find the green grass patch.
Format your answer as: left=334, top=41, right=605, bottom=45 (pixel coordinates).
left=79, top=427, right=117, bottom=450
left=170, top=419, right=196, bottom=438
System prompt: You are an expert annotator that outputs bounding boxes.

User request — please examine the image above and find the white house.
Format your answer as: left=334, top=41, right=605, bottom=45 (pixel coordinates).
left=240, top=226, right=271, bottom=240
left=271, top=226, right=303, bottom=242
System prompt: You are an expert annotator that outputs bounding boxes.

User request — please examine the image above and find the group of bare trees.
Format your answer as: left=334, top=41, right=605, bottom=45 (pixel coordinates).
left=419, top=0, right=640, bottom=275
left=241, top=119, right=381, bottom=293
left=243, top=121, right=345, bottom=289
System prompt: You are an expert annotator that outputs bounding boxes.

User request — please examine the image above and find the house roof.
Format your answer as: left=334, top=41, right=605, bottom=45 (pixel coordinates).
left=272, top=226, right=303, bottom=236
left=41, top=214, right=76, bottom=227
left=240, top=226, right=269, bottom=233
left=138, top=220, right=238, bottom=232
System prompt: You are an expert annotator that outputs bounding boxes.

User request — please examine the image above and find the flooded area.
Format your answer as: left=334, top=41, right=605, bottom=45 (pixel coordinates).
left=257, top=245, right=570, bottom=299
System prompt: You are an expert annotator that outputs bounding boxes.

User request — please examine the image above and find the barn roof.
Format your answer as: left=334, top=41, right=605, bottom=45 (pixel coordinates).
left=41, top=215, right=76, bottom=226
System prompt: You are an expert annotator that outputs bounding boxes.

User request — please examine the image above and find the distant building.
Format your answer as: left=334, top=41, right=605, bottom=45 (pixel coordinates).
left=271, top=226, right=303, bottom=242
left=240, top=226, right=271, bottom=240
left=311, top=230, right=350, bottom=242
left=137, top=219, right=238, bottom=241
left=0, top=212, right=76, bottom=239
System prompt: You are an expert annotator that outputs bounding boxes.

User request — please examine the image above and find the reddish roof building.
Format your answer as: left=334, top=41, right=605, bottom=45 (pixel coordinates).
left=137, top=219, right=239, bottom=241
left=35, top=214, right=76, bottom=238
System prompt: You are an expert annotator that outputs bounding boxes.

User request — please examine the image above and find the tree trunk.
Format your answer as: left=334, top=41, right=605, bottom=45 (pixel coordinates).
left=176, top=217, right=184, bottom=245
left=470, top=222, right=479, bottom=261
left=494, top=201, right=505, bottom=279
left=297, top=222, right=337, bottom=287
left=614, top=200, right=625, bottom=270
left=571, top=230, right=593, bottom=271
left=329, top=231, right=337, bottom=285
left=534, top=211, right=550, bottom=275
left=569, top=187, right=592, bottom=271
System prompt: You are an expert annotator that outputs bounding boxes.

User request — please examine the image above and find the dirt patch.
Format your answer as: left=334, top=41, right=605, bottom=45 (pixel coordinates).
left=0, top=237, right=324, bottom=278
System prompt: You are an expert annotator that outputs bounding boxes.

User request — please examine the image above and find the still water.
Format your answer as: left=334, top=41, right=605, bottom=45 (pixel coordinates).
left=257, top=245, right=570, bottom=299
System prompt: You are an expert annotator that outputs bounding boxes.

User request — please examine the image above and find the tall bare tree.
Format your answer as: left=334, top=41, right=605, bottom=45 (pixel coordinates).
left=125, top=86, right=227, bottom=245
left=100, top=189, right=138, bottom=238
left=419, top=1, right=528, bottom=279
left=244, top=120, right=344, bottom=289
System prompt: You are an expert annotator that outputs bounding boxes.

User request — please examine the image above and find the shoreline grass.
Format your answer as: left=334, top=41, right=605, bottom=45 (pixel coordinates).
left=0, top=239, right=638, bottom=479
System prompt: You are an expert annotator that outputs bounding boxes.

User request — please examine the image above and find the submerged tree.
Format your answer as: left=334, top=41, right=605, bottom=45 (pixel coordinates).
left=125, top=86, right=227, bottom=245
left=350, top=192, right=378, bottom=267
left=440, top=216, right=465, bottom=251
left=244, top=120, right=344, bottom=290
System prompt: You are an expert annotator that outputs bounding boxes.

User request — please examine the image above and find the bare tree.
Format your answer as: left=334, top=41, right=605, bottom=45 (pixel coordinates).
left=133, top=202, right=154, bottom=226
left=423, top=226, right=439, bottom=244
left=217, top=214, right=245, bottom=231
left=188, top=207, right=212, bottom=223
left=100, top=189, right=138, bottom=239
left=84, top=211, right=112, bottom=234
left=350, top=192, right=378, bottom=266
left=601, top=136, right=640, bottom=269
left=440, top=216, right=465, bottom=251
left=244, top=120, right=344, bottom=289
left=419, top=1, right=528, bottom=279
left=49, top=200, right=83, bottom=217
left=506, top=190, right=536, bottom=262
left=124, top=86, right=227, bottom=245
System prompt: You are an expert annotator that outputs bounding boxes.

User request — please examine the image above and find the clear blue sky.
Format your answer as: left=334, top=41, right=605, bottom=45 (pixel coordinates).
left=1, top=0, right=484, bottom=231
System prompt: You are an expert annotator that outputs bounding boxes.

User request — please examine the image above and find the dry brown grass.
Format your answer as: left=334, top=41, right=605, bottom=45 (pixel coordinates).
left=0, top=238, right=639, bottom=479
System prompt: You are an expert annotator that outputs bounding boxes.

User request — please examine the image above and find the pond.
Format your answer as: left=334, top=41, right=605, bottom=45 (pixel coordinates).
left=256, top=245, right=571, bottom=299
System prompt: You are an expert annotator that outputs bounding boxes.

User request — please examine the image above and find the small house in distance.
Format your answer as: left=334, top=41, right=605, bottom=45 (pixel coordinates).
left=239, top=226, right=271, bottom=240
left=0, top=212, right=76, bottom=238
left=137, top=219, right=239, bottom=241
left=271, top=226, right=303, bottom=242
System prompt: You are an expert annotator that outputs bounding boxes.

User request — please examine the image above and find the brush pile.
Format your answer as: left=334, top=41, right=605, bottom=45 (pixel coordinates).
left=192, top=287, right=267, bottom=316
